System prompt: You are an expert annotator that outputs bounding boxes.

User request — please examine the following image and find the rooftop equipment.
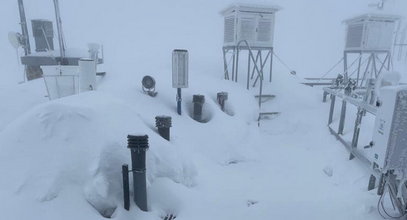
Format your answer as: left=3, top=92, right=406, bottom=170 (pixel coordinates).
left=31, top=19, right=54, bottom=52
left=172, top=49, right=189, bottom=115
left=13, top=0, right=104, bottom=81
left=344, top=14, right=400, bottom=52
left=221, top=4, right=281, bottom=126
left=222, top=5, right=279, bottom=48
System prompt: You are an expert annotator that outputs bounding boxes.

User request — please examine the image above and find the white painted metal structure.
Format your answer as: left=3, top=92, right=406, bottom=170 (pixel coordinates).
left=344, top=14, right=400, bottom=52
left=221, top=5, right=279, bottom=48
left=371, top=85, right=407, bottom=173
left=79, top=58, right=97, bottom=92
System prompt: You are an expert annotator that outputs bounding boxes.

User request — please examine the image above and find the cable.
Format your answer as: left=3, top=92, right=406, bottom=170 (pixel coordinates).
left=377, top=183, right=407, bottom=219
left=317, top=57, right=344, bottom=82
left=272, top=51, right=295, bottom=74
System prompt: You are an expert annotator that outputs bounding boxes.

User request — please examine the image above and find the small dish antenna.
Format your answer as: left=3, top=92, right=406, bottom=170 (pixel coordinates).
left=142, top=75, right=157, bottom=97
left=8, top=32, right=23, bottom=49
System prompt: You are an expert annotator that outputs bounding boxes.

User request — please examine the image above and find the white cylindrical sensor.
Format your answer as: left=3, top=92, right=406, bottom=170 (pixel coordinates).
left=79, top=58, right=96, bottom=92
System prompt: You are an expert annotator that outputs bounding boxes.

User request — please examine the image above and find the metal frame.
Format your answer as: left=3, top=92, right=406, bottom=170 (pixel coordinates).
left=222, top=41, right=277, bottom=126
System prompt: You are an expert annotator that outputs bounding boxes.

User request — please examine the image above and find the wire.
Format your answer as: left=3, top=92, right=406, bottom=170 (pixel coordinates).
left=317, top=57, right=344, bottom=82
left=377, top=183, right=406, bottom=219
left=272, top=51, right=295, bottom=74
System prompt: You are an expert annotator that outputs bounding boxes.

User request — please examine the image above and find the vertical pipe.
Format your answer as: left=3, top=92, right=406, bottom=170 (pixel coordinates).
left=122, top=164, right=130, bottom=211
left=177, top=88, right=181, bottom=115
left=17, top=0, right=30, bottom=55
left=127, top=135, right=149, bottom=212
left=217, top=92, right=228, bottom=112
left=192, top=95, right=205, bottom=122
left=328, top=94, right=336, bottom=124
left=53, top=0, right=66, bottom=60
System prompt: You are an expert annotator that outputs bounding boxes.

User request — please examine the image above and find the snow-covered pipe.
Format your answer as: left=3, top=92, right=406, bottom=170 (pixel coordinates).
left=127, top=135, right=149, bottom=212
left=155, top=116, right=172, bottom=141
left=193, top=95, right=205, bottom=122
left=217, top=92, right=228, bottom=112
left=79, top=58, right=96, bottom=92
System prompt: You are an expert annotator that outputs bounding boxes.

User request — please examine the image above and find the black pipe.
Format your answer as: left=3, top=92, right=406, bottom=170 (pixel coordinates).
left=177, top=88, right=182, bottom=115
left=127, top=135, right=149, bottom=211
left=155, top=116, right=172, bottom=141
left=217, top=92, right=228, bottom=112
left=122, top=164, right=130, bottom=211
left=192, top=95, right=205, bottom=122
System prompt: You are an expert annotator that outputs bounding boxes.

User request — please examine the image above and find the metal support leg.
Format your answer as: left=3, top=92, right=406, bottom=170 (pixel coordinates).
left=338, top=100, right=347, bottom=135
left=231, top=47, right=236, bottom=81
left=247, top=51, right=251, bottom=90
left=235, top=48, right=240, bottom=82
left=328, top=94, right=336, bottom=124
left=344, top=51, right=348, bottom=81
left=222, top=48, right=229, bottom=80
left=323, top=91, right=328, bottom=103
left=269, top=48, right=273, bottom=82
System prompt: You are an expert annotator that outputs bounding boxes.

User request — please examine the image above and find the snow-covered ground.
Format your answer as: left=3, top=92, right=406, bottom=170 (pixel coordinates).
left=0, top=0, right=407, bottom=219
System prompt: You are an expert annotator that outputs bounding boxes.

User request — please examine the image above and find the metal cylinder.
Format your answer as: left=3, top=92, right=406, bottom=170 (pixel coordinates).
left=127, top=135, right=149, bottom=211
left=193, top=95, right=205, bottom=122
left=79, top=58, right=97, bottom=92
left=217, top=92, right=228, bottom=112
left=155, top=116, right=172, bottom=141
left=122, top=164, right=130, bottom=211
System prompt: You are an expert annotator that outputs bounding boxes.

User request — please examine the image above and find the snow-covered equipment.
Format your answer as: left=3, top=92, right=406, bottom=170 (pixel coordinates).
left=217, top=92, right=228, bottom=112
left=172, top=49, right=189, bottom=115
left=222, top=4, right=279, bottom=84
left=13, top=0, right=104, bottom=81
left=79, top=58, right=97, bottom=92
left=127, top=135, right=149, bottom=212
left=31, top=19, right=54, bottom=52
left=42, top=65, right=79, bottom=100
left=221, top=5, right=281, bottom=126
left=142, top=75, right=157, bottom=97
left=222, top=5, right=278, bottom=48
left=345, top=14, right=399, bottom=51
left=371, top=85, right=407, bottom=173
left=155, top=116, right=172, bottom=141
left=192, top=95, right=205, bottom=122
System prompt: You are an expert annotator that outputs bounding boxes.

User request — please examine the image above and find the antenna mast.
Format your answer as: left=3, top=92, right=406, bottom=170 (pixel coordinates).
left=53, top=0, right=66, bottom=60
left=17, top=0, right=30, bottom=55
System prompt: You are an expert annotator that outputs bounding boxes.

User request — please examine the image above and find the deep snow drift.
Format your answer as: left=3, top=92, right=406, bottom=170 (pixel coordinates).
left=0, top=0, right=407, bottom=219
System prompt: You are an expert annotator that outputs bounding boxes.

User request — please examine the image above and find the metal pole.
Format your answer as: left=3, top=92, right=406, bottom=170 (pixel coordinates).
left=349, top=108, right=364, bottom=160
left=127, top=135, right=149, bottom=212
left=177, top=88, right=181, bottom=115
left=53, top=0, right=66, bottom=61
left=17, top=0, right=30, bottom=55
left=122, top=164, right=130, bottom=211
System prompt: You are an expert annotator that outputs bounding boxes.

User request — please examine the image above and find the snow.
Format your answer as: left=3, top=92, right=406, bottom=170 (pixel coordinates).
left=0, top=0, right=406, bottom=219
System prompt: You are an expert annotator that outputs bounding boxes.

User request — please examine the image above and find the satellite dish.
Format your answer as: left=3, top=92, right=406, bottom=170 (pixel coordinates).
left=8, top=32, right=23, bottom=49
